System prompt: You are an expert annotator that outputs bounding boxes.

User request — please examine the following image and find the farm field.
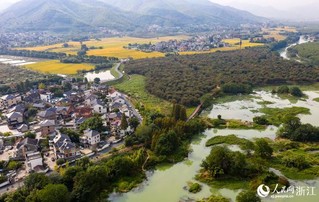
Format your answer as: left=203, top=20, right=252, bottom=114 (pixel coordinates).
left=25, top=60, right=94, bottom=75
left=262, top=26, right=297, bottom=41
left=18, top=35, right=264, bottom=59
left=18, top=36, right=189, bottom=59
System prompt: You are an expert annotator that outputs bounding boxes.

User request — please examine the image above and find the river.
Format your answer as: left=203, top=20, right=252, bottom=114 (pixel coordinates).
left=279, top=36, right=311, bottom=60
left=110, top=91, right=319, bottom=202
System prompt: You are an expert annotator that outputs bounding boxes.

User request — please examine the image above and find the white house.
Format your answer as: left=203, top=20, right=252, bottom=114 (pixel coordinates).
left=26, top=152, right=43, bottom=171
left=40, top=92, right=54, bottom=102
left=92, top=99, right=107, bottom=114
left=81, top=129, right=100, bottom=146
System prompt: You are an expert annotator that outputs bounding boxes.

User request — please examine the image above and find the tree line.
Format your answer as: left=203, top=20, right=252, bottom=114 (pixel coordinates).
left=125, top=47, right=319, bottom=106
left=0, top=48, right=118, bottom=64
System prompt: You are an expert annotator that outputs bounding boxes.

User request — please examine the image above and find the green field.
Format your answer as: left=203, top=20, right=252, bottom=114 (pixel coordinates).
left=259, top=106, right=311, bottom=126
left=290, top=42, right=319, bottom=66
left=25, top=60, right=94, bottom=75
left=113, top=74, right=195, bottom=116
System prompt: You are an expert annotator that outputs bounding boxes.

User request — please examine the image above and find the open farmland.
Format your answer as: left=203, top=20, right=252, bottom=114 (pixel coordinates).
left=25, top=60, right=94, bottom=75
left=18, top=35, right=264, bottom=59
left=262, top=26, right=297, bottom=41
left=18, top=36, right=189, bottom=59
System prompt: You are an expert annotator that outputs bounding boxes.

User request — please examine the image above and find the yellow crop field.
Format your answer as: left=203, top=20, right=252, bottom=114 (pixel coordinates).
left=262, top=26, right=297, bottom=41
left=19, top=35, right=189, bottom=59
left=18, top=35, right=263, bottom=59
left=180, top=38, right=263, bottom=55
left=25, top=60, right=94, bottom=75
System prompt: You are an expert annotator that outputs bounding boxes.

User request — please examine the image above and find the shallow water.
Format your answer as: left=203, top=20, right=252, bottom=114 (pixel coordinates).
left=110, top=91, right=319, bottom=202
left=84, top=70, right=115, bottom=82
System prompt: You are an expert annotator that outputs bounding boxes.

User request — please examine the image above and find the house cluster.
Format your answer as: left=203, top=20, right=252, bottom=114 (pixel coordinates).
left=0, top=32, right=63, bottom=49
left=0, top=79, right=141, bottom=174
left=125, top=34, right=229, bottom=53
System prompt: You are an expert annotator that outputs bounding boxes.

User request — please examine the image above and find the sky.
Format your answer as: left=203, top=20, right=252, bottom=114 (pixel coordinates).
left=0, top=0, right=317, bottom=9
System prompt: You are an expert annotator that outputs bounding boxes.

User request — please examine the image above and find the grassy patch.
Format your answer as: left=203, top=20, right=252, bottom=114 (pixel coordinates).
left=257, top=100, right=274, bottom=105
left=187, top=182, right=202, bottom=193
left=259, top=106, right=310, bottom=126
left=25, top=60, right=94, bottom=74
left=212, top=94, right=257, bottom=104
left=110, top=64, right=120, bottom=79
left=314, top=97, right=319, bottom=102
left=206, top=134, right=253, bottom=148
left=113, top=74, right=194, bottom=117
left=113, top=74, right=173, bottom=115
left=204, top=118, right=265, bottom=130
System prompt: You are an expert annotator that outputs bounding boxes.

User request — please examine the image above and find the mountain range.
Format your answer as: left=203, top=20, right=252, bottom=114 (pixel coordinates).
left=0, top=0, right=266, bottom=33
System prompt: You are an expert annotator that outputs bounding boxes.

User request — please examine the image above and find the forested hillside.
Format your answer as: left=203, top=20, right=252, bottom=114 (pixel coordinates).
left=125, top=47, right=319, bottom=106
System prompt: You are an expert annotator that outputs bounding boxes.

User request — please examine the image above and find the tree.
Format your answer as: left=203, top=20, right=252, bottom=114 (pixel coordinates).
left=56, top=158, right=66, bottom=166
left=201, top=146, right=231, bottom=178
left=79, top=116, right=104, bottom=132
left=24, top=132, right=36, bottom=139
left=172, top=104, right=187, bottom=121
left=36, top=184, right=70, bottom=202
left=120, top=114, right=128, bottom=130
left=236, top=190, right=261, bottom=202
left=71, top=166, right=108, bottom=202
left=38, top=83, right=46, bottom=90
left=129, top=117, right=140, bottom=130
left=62, top=166, right=83, bottom=191
left=290, top=87, right=303, bottom=97
left=7, top=161, right=22, bottom=170
left=24, top=173, right=50, bottom=191
left=62, top=43, right=69, bottom=48
left=60, top=128, right=80, bottom=143
left=93, top=77, right=100, bottom=84
left=255, top=139, right=273, bottom=159
left=154, top=131, right=179, bottom=156
left=253, top=116, right=269, bottom=125
left=277, top=86, right=289, bottom=94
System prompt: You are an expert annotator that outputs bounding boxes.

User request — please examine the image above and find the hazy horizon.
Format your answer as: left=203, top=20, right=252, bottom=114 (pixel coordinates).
left=0, top=0, right=318, bottom=20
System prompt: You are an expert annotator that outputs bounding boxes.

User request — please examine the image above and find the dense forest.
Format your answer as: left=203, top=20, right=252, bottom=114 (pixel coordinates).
left=125, top=47, right=319, bottom=106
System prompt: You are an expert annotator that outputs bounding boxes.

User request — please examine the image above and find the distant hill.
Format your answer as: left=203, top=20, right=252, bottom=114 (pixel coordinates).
left=0, top=0, right=266, bottom=33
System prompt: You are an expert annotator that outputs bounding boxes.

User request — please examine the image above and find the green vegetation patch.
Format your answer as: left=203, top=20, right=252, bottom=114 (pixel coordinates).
left=314, top=97, right=319, bottom=102
left=187, top=182, right=202, bottom=193
left=206, top=135, right=254, bottom=149
left=113, top=75, right=173, bottom=115
left=290, top=42, right=319, bottom=66
left=259, top=106, right=310, bottom=126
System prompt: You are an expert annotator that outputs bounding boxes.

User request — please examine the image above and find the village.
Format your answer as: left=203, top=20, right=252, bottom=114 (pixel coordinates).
left=0, top=77, right=142, bottom=190
left=125, top=34, right=230, bottom=53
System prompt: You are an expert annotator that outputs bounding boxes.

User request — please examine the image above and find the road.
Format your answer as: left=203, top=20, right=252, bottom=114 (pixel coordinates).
left=107, top=62, right=123, bottom=82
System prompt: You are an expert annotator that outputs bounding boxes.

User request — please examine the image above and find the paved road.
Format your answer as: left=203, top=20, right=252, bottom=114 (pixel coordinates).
left=107, top=62, right=123, bottom=82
